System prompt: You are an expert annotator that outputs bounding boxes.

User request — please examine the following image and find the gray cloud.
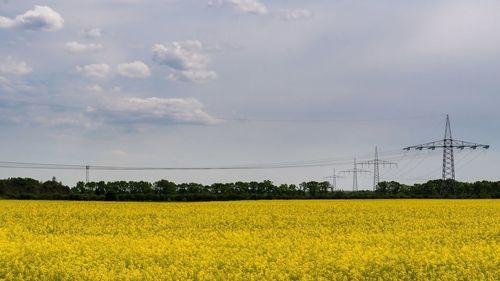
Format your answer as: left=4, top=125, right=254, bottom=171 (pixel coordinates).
left=31, top=113, right=98, bottom=129
left=0, top=75, right=33, bottom=93
left=0, top=0, right=498, bottom=187
left=152, top=40, right=217, bottom=83
left=0, top=5, right=64, bottom=31
left=408, top=2, right=500, bottom=60
left=0, top=76, right=10, bottom=91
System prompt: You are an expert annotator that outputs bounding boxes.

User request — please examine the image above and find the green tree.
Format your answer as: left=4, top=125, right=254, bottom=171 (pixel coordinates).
left=154, top=180, right=177, bottom=194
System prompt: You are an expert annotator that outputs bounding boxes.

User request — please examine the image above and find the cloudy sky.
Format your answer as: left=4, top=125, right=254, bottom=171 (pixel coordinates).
left=0, top=0, right=499, bottom=189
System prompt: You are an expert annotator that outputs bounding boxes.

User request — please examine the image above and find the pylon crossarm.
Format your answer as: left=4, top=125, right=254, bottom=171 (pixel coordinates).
left=404, top=140, right=445, bottom=151
left=451, top=140, right=490, bottom=149
left=358, top=160, right=397, bottom=165
left=340, top=169, right=370, bottom=174
left=324, top=175, right=344, bottom=179
left=404, top=139, right=490, bottom=151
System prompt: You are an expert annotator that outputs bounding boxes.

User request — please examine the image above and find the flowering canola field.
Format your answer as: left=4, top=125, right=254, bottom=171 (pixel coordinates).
left=0, top=200, right=498, bottom=280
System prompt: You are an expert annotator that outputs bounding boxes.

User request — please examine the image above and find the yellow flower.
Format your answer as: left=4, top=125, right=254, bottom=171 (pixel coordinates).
left=0, top=199, right=498, bottom=280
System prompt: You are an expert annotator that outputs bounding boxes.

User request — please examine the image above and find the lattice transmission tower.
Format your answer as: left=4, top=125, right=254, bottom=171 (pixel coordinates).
left=86, top=165, right=90, bottom=184
left=324, top=168, right=344, bottom=191
left=403, top=114, right=489, bottom=188
left=341, top=159, right=370, bottom=191
left=359, top=146, right=397, bottom=191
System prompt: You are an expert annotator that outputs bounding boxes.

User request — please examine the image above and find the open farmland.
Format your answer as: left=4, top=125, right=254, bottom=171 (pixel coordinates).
left=0, top=200, right=498, bottom=280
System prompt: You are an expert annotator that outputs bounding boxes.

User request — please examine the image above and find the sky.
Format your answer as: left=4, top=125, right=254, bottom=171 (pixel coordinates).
left=0, top=0, right=499, bottom=189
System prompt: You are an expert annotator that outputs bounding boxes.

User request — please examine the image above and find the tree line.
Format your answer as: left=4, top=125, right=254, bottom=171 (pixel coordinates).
left=0, top=177, right=498, bottom=201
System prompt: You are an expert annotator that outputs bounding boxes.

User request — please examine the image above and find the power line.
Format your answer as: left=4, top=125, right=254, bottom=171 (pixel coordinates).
left=0, top=148, right=410, bottom=171
left=0, top=160, right=365, bottom=171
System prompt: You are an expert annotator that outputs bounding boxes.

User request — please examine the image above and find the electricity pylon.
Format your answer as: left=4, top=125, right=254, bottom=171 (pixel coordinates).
left=324, top=168, right=344, bottom=191
left=85, top=165, right=90, bottom=184
left=341, top=158, right=370, bottom=191
left=359, top=146, right=397, bottom=191
left=403, top=114, right=489, bottom=189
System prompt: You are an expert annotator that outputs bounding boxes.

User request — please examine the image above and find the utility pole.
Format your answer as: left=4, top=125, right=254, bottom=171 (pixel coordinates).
left=324, top=168, right=344, bottom=191
left=341, top=158, right=370, bottom=191
left=404, top=114, right=489, bottom=191
left=359, top=146, right=397, bottom=191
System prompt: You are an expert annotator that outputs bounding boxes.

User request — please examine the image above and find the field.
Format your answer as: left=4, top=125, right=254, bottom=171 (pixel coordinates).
left=0, top=200, right=498, bottom=280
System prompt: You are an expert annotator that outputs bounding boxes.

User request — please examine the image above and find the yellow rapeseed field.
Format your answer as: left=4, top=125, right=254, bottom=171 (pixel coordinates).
left=0, top=199, right=498, bottom=280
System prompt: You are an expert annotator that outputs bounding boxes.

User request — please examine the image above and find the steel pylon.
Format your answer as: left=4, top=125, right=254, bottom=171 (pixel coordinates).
left=442, top=115, right=455, bottom=181
left=324, top=168, right=344, bottom=191
left=340, top=158, right=370, bottom=191
left=358, top=146, right=397, bottom=190
left=404, top=114, right=489, bottom=188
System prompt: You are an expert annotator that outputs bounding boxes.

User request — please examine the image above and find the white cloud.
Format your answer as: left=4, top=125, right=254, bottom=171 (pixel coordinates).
left=0, top=5, right=64, bottom=31
left=208, top=0, right=268, bottom=15
left=0, top=17, right=11, bottom=28
left=82, top=28, right=102, bottom=38
left=106, top=97, right=219, bottom=125
left=0, top=76, right=10, bottom=91
left=2, top=104, right=98, bottom=128
left=65, top=41, right=103, bottom=53
left=76, top=64, right=110, bottom=79
left=1, top=95, right=218, bottom=128
left=0, top=57, right=32, bottom=75
left=86, top=84, right=103, bottom=92
left=152, top=40, right=217, bottom=83
left=280, top=9, right=314, bottom=21
left=32, top=114, right=97, bottom=129
left=167, top=71, right=217, bottom=83
left=117, top=61, right=151, bottom=78
left=0, top=75, right=33, bottom=93
left=111, top=149, right=127, bottom=156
